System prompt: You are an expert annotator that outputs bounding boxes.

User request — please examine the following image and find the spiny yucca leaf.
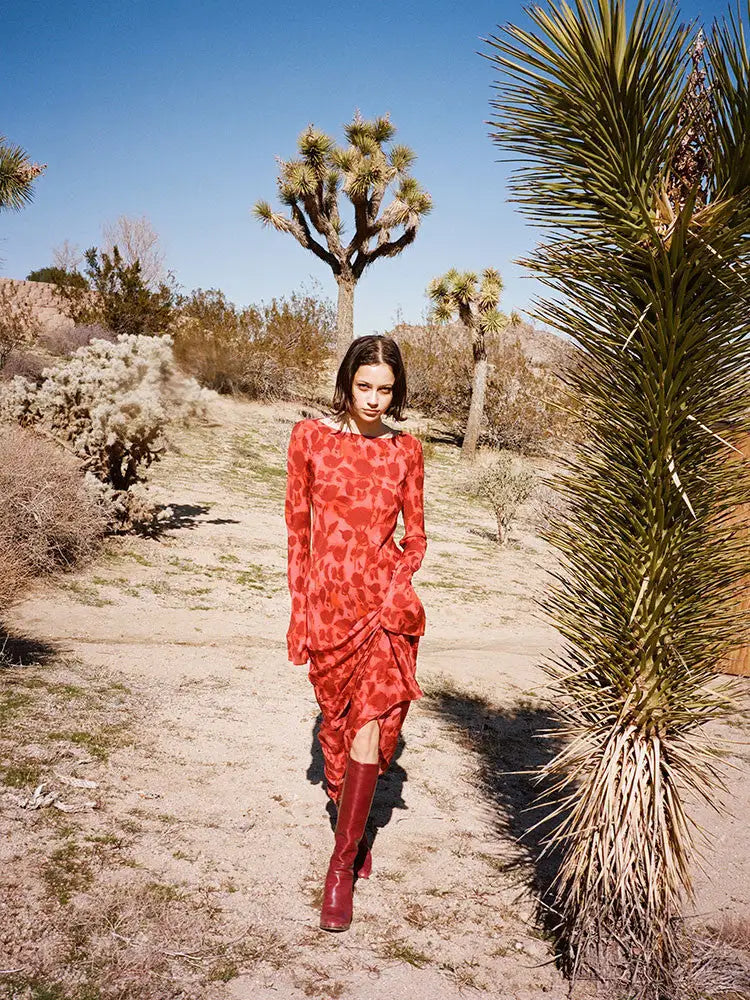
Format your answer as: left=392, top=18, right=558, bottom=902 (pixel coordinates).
left=452, top=271, right=479, bottom=303
left=478, top=267, right=504, bottom=308
left=488, top=0, right=750, bottom=993
left=0, top=138, right=44, bottom=211
left=371, top=114, right=397, bottom=144
left=389, top=143, right=417, bottom=173
left=280, top=159, right=317, bottom=198
left=427, top=276, right=451, bottom=302
left=297, top=126, right=334, bottom=175
left=252, top=200, right=274, bottom=223
left=479, top=308, right=508, bottom=335
left=330, top=147, right=356, bottom=173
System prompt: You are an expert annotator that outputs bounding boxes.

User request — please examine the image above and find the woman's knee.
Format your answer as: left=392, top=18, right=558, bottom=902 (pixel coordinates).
left=350, top=719, right=380, bottom=761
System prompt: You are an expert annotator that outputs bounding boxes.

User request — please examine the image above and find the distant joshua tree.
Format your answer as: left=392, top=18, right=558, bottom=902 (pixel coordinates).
left=0, top=136, right=44, bottom=212
left=428, top=267, right=515, bottom=460
left=254, top=111, right=432, bottom=358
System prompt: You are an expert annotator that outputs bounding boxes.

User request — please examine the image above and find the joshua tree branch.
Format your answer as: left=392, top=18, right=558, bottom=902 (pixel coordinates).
left=352, top=227, right=417, bottom=279
left=287, top=203, right=340, bottom=271
left=300, top=194, right=344, bottom=258
left=367, top=180, right=389, bottom=225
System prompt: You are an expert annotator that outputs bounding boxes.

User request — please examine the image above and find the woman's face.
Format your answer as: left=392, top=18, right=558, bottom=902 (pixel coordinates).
left=349, top=363, right=395, bottom=426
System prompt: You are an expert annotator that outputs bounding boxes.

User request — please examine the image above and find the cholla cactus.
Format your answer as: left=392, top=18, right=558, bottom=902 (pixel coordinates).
left=0, top=333, right=201, bottom=492
left=254, top=111, right=432, bottom=358
left=472, top=452, right=535, bottom=545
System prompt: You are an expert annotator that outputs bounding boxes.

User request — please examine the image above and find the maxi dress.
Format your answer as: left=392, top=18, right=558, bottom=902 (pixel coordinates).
left=285, top=417, right=427, bottom=804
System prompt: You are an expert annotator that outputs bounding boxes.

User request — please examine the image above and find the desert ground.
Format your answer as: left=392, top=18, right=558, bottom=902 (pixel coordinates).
left=2, top=394, right=749, bottom=999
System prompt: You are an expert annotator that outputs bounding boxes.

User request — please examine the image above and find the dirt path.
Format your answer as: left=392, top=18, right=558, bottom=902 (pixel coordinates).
left=3, top=394, right=749, bottom=999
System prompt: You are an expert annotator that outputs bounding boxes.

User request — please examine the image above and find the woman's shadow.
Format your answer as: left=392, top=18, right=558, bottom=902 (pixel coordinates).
left=307, top=713, right=408, bottom=850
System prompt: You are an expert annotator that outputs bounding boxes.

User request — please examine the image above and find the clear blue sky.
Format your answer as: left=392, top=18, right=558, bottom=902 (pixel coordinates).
left=1, top=0, right=726, bottom=333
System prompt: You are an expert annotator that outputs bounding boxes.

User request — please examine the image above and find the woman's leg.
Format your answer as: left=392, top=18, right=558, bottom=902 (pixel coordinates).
left=347, top=719, right=380, bottom=877
left=320, top=721, right=381, bottom=931
left=349, top=718, right=380, bottom=764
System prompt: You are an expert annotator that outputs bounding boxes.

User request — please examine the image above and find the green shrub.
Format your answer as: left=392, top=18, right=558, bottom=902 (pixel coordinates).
left=173, top=286, right=334, bottom=401
left=471, top=452, right=536, bottom=545
left=58, top=246, right=175, bottom=335
left=26, top=265, right=87, bottom=289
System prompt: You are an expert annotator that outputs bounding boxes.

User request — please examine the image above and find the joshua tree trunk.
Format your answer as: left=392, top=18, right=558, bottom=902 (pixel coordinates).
left=462, top=343, right=487, bottom=461
left=496, top=513, right=507, bottom=546
left=336, top=278, right=355, bottom=360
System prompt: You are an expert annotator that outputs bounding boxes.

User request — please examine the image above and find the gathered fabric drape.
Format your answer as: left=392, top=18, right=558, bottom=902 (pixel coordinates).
left=285, top=418, right=427, bottom=802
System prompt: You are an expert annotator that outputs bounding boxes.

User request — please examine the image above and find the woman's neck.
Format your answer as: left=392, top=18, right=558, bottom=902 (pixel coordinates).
left=332, top=413, right=391, bottom=438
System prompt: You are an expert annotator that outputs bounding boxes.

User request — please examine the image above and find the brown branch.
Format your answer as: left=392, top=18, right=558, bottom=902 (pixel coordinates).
left=300, top=194, right=344, bottom=260
left=288, top=202, right=340, bottom=271
left=367, top=179, right=390, bottom=225
left=352, top=226, right=417, bottom=279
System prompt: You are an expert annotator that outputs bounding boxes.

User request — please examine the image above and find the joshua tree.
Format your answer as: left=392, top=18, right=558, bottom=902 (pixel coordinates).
left=488, top=0, right=749, bottom=993
left=427, top=268, right=514, bottom=460
left=254, top=112, right=432, bottom=358
left=0, top=136, right=44, bottom=212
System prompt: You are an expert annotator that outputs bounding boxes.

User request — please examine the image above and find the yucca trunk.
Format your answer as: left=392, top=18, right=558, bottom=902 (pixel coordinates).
left=462, top=348, right=488, bottom=460
left=488, top=0, right=750, bottom=993
left=335, top=277, right=355, bottom=360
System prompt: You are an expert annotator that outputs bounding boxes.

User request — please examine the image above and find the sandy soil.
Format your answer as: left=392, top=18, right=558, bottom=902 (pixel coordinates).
left=2, top=393, right=749, bottom=999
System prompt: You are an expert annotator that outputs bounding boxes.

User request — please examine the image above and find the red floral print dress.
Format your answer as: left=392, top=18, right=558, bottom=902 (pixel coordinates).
left=285, top=417, right=427, bottom=803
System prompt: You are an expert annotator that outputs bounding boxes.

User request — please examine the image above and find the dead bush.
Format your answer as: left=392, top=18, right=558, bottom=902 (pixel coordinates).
left=0, top=283, right=41, bottom=372
left=1, top=348, right=48, bottom=381
left=470, top=452, right=536, bottom=544
left=40, top=322, right=117, bottom=357
left=0, top=427, right=107, bottom=615
left=173, top=286, right=335, bottom=401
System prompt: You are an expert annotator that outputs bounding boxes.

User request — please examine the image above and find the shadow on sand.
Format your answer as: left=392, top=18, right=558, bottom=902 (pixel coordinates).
left=424, top=683, right=566, bottom=937
left=0, top=625, right=59, bottom=669
left=134, top=503, right=241, bottom=537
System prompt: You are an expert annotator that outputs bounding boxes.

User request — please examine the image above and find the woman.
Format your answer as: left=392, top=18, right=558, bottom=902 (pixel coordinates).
left=285, top=334, right=427, bottom=932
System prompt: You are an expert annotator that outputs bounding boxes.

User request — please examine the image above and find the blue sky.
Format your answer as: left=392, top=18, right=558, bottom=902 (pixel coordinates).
left=1, top=0, right=727, bottom=333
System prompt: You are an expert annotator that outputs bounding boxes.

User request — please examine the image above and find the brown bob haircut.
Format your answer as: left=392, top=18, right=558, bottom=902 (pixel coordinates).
left=331, top=335, right=408, bottom=421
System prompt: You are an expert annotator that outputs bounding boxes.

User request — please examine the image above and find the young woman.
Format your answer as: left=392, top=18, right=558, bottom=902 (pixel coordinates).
left=285, top=334, right=427, bottom=932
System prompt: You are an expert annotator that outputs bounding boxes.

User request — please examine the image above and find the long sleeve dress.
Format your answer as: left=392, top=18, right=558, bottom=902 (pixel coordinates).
left=285, top=417, right=427, bottom=803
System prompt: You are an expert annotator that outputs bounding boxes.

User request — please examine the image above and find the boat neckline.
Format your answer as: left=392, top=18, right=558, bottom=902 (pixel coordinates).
left=314, top=417, right=401, bottom=441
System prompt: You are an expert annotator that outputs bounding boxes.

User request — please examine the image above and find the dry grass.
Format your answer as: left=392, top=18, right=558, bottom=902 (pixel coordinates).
left=172, top=287, right=335, bottom=403
left=1, top=874, right=291, bottom=999
left=0, top=653, right=291, bottom=999
left=0, top=427, right=107, bottom=616
left=395, top=320, right=574, bottom=455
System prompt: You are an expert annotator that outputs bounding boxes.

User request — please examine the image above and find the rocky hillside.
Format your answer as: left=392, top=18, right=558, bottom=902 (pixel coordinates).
left=0, top=277, right=75, bottom=335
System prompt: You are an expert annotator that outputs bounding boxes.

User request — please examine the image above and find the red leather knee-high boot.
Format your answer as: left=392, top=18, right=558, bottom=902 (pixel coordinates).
left=320, top=759, right=379, bottom=931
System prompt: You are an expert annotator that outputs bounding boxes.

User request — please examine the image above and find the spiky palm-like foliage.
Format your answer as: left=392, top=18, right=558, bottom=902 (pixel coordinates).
left=0, top=137, right=44, bottom=212
left=427, top=268, right=514, bottom=459
left=487, top=0, right=750, bottom=992
left=254, top=111, right=432, bottom=358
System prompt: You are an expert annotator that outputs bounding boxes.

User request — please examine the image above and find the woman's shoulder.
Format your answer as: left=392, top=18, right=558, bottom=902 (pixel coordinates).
left=395, top=429, right=423, bottom=451
left=290, top=416, right=325, bottom=434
